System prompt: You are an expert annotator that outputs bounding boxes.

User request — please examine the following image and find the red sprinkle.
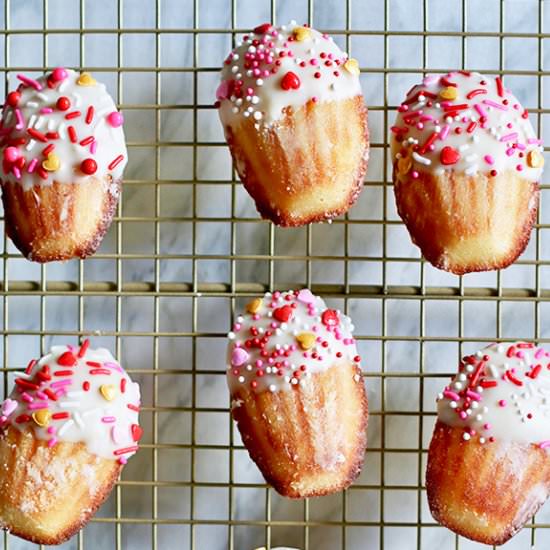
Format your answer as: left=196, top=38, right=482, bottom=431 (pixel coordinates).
left=281, top=71, right=301, bottom=90
left=45, top=131, right=59, bottom=140
left=120, top=378, right=127, bottom=393
left=83, top=381, right=90, bottom=391
left=466, top=89, right=487, bottom=99
left=131, top=424, right=143, bottom=441
left=505, top=370, right=523, bottom=386
left=127, top=404, right=140, bottom=412
left=56, top=96, right=71, bottom=111
left=15, top=378, right=39, bottom=391
left=68, top=126, right=78, bottom=143
left=321, top=309, right=339, bottom=327
left=25, top=359, right=37, bottom=375
left=65, top=110, right=81, bottom=120
left=42, top=143, right=55, bottom=157
left=79, top=136, right=94, bottom=146
left=113, top=445, right=139, bottom=456
left=466, top=121, right=477, bottom=133
left=53, top=370, right=73, bottom=377
left=90, top=368, right=111, bottom=375
left=78, top=339, right=90, bottom=358
left=37, top=166, right=48, bottom=180
left=85, top=106, right=94, bottom=124
left=253, top=23, right=271, bottom=34
left=440, top=76, right=457, bottom=87
left=506, top=345, right=516, bottom=358
left=273, top=305, right=293, bottom=323
left=86, top=361, right=102, bottom=368
left=15, top=414, right=31, bottom=423
left=52, top=412, right=70, bottom=420
left=44, top=388, right=58, bottom=401
left=496, top=76, right=504, bottom=97
left=27, top=128, right=48, bottom=142
left=418, top=132, right=438, bottom=155
left=443, top=103, right=468, bottom=112
left=108, top=155, right=124, bottom=170
left=528, top=364, right=542, bottom=379
left=480, top=380, right=497, bottom=388
left=36, top=367, right=51, bottom=382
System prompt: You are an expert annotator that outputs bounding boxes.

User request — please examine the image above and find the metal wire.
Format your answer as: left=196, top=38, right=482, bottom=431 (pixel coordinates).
left=1, top=0, right=549, bottom=549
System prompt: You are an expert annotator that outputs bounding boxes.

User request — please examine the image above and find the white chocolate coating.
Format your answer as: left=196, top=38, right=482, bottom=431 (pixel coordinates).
left=217, top=21, right=363, bottom=127
left=226, top=289, right=361, bottom=394
left=437, top=342, right=550, bottom=447
left=391, top=72, right=543, bottom=182
left=0, top=342, right=141, bottom=462
left=1, top=69, right=127, bottom=191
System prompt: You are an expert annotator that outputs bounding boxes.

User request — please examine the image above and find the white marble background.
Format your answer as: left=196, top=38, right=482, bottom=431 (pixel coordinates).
left=1, top=0, right=550, bottom=549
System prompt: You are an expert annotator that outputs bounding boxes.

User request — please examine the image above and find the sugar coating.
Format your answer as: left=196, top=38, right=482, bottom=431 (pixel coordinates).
left=392, top=71, right=543, bottom=182
left=226, top=289, right=361, bottom=393
left=0, top=69, right=127, bottom=191
left=217, top=21, right=363, bottom=127
left=0, top=342, right=141, bottom=462
left=437, top=342, right=550, bottom=447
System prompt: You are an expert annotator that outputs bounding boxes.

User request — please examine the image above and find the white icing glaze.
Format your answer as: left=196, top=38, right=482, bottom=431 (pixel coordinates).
left=437, top=342, right=550, bottom=447
left=0, top=341, right=141, bottom=462
left=0, top=69, right=127, bottom=191
left=217, top=21, right=363, bottom=127
left=226, top=289, right=361, bottom=393
left=391, top=71, right=544, bottom=182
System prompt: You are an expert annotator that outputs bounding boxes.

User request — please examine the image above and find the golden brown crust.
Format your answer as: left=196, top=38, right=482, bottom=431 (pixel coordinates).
left=393, top=167, right=538, bottom=274
left=231, top=362, right=368, bottom=498
left=426, top=421, right=550, bottom=545
left=1, top=176, right=121, bottom=263
left=0, top=426, right=122, bottom=545
left=224, top=97, right=369, bottom=227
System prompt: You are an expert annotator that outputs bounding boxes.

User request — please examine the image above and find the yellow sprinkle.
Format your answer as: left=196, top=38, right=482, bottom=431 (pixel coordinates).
left=42, top=152, right=60, bottom=172
left=296, top=332, right=316, bottom=350
left=246, top=298, right=262, bottom=315
left=397, top=156, right=412, bottom=175
left=440, top=87, right=457, bottom=100
left=77, top=72, right=97, bottom=86
left=100, top=384, right=117, bottom=401
left=343, top=58, right=360, bottom=76
left=293, top=27, right=311, bottom=42
left=527, top=150, right=544, bottom=168
left=32, top=409, right=51, bottom=427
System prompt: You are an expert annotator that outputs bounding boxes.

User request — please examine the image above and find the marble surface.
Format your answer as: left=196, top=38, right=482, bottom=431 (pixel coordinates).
left=1, top=0, right=550, bottom=549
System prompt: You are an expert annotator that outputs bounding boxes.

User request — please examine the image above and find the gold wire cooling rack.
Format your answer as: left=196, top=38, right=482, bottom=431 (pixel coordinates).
left=2, top=0, right=550, bottom=549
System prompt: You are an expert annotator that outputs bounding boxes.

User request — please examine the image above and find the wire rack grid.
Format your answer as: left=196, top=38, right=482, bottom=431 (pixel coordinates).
left=1, top=0, right=550, bottom=549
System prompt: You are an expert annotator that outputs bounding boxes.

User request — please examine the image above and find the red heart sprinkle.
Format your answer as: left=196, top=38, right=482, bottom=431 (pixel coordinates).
left=281, top=71, right=301, bottom=91
left=254, top=23, right=272, bottom=35
left=273, top=305, right=293, bottom=323
left=321, top=309, right=339, bottom=327
left=57, top=351, right=77, bottom=367
left=440, top=146, right=460, bottom=165
left=131, top=424, right=143, bottom=442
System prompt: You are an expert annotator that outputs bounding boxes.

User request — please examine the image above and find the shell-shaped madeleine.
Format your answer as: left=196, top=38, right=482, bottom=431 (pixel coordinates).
left=427, top=422, right=550, bottom=546
left=394, top=169, right=538, bottom=274
left=2, top=177, right=120, bottom=262
left=224, top=96, right=368, bottom=226
left=232, top=362, right=367, bottom=498
left=0, top=427, right=121, bottom=545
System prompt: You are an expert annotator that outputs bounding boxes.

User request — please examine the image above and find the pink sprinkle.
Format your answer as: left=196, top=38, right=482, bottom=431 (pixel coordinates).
left=36, top=391, right=47, bottom=400
left=535, top=348, right=545, bottom=359
left=118, top=456, right=128, bottom=465
left=40, top=107, right=53, bottom=114
left=516, top=350, right=525, bottom=359
left=498, top=399, right=507, bottom=407
left=21, top=392, right=33, bottom=403
left=47, top=437, right=57, bottom=447
left=439, top=124, right=450, bottom=140
left=459, top=411, right=467, bottom=420
left=27, top=158, right=38, bottom=173
left=474, top=104, right=487, bottom=118
left=528, top=138, right=543, bottom=145
left=516, top=143, right=526, bottom=151
left=466, top=389, right=481, bottom=401
left=14, top=109, right=24, bottom=130
left=483, top=155, right=494, bottom=165
left=47, top=426, right=56, bottom=434
left=101, top=416, right=116, bottom=423
left=506, top=148, right=515, bottom=156
left=16, top=74, right=43, bottom=91
left=111, top=425, right=121, bottom=444
left=483, top=423, right=491, bottom=430
left=539, top=440, right=550, bottom=449
left=500, top=132, right=518, bottom=143
left=12, top=166, right=21, bottom=179
left=27, top=402, right=48, bottom=410
left=51, top=379, right=72, bottom=388
left=443, top=390, right=460, bottom=401
left=411, top=171, right=419, bottom=179
left=483, top=99, right=507, bottom=111
left=270, top=322, right=277, bottom=329
left=517, top=164, right=524, bottom=172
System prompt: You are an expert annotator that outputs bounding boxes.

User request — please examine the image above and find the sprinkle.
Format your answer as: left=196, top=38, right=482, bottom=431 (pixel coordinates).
left=17, top=74, right=43, bottom=91
left=65, top=110, right=81, bottom=120
left=443, top=389, right=460, bottom=401
left=439, top=124, right=450, bottom=140
left=114, top=446, right=139, bottom=456
left=90, top=369, right=112, bottom=375
left=85, top=106, right=94, bottom=124
left=483, top=155, right=494, bottom=165
left=495, top=76, right=504, bottom=97
left=57, top=420, right=74, bottom=437
left=466, top=89, right=487, bottom=99
left=51, top=412, right=70, bottom=420
left=78, top=339, right=90, bottom=357
left=53, top=370, right=74, bottom=377
left=27, top=128, right=48, bottom=143
left=480, top=380, right=497, bottom=388
left=50, top=379, right=72, bottom=388
left=44, top=388, right=58, bottom=401
left=15, top=378, right=39, bottom=391
left=483, top=99, right=507, bottom=111
left=47, top=438, right=57, bottom=447
left=500, top=132, right=518, bottom=143
left=15, top=414, right=31, bottom=423
left=68, top=126, right=78, bottom=143
left=498, top=399, right=507, bottom=407
left=73, top=412, right=84, bottom=428
left=27, top=402, right=49, bottom=411
left=108, top=155, right=124, bottom=170
left=412, top=151, right=431, bottom=165
left=121, top=378, right=127, bottom=393
left=59, top=401, right=82, bottom=409
left=21, top=392, right=33, bottom=403
left=101, top=416, right=116, bottom=423
left=127, top=404, right=140, bottom=412
left=540, top=441, right=550, bottom=449
left=474, top=104, right=487, bottom=118
left=40, top=107, right=53, bottom=114
left=25, top=358, right=37, bottom=375
left=83, top=381, right=90, bottom=391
